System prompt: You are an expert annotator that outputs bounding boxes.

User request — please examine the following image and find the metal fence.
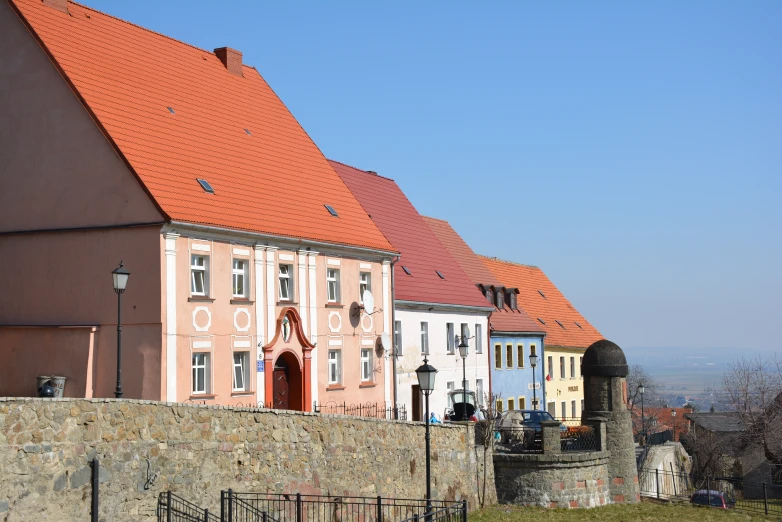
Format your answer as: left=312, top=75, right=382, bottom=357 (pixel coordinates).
left=557, top=417, right=582, bottom=428
left=561, top=425, right=597, bottom=452
left=221, top=491, right=462, bottom=522
left=313, top=401, right=407, bottom=421
left=639, top=468, right=782, bottom=517
left=494, top=427, right=542, bottom=454
left=399, top=501, right=467, bottom=522
left=157, top=491, right=220, bottom=522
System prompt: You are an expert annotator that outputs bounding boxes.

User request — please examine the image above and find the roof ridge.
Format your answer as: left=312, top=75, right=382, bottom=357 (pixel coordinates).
left=478, top=254, right=538, bottom=269
left=421, top=215, right=448, bottom=224
left=69, top=0, right=254, bottom=67
left=327, top=159, right=397, bottom=182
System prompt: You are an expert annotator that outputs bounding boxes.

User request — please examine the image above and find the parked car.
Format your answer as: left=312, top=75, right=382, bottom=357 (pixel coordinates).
left=689, top=490, right=735, bottom=509
left=443, top=389, right=485, bottom=422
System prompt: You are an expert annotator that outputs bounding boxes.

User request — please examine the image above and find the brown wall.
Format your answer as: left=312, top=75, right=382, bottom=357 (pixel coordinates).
left=0, top=0, right=163, bottom=232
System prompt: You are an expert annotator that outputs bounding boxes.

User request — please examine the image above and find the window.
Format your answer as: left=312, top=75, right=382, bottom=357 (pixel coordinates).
left=447, top=381, right=455, bottom=407
left=420, top=322, right=429, bottom=354
left=232, top=352, right=249, bottom=391
left=495, top=290, right=504, bottom=309
left=190, top=255, right=209, bottom=296
left=394, top=321, right=402, bottom=356
left=475, top=324, right=483, bottom=354
left=402, top=266, right=412, bottom=276
left=530, top=344, right=537, bottom=357
left=192, top=352, right=210, bottom=394
left=196, top=178, right=214, bottom=193
left=581, top=399, right=584, bottom=412
left=359, top=272, right=371, bottom=302
left=495, top=344, right=502, bottom=369
left=571, top=400, right=577, bottom=418
left=496, top=399, right=503, bottom=414
left=517, top=344, right=524, bottom=368
left=324, top=204, right=339, bottom=217
left=507, top=398, right=515, bottom=411
left=328, top=350, right=341, bottom=385
left=460, top=323, right=469, bottom=346
left=579, top=357, right=583, bottom=378
left=476, top=379, right=484, bottom=406
left=519, top=397, right=526, bottom=409
left=506, top=344, right=513, bottom=368
left=232, top=259, right=248, bottom=298
left=509, top=292, right=517, bottom=310
left=561, top=401, right=566, bottom=420
left=446, top=323, right=455, bottom=354
left=278, top=264, right=292, bottom=301
left=560, top=356, right=566, bottom=379
left=485, top=289, right=494, bottom=304
left=547, top=402, right=555, bottom=417
left=326, top=268, right=340, bottom=303
left=547, top=356, right=553, bottom=379
left=570, top=357, right=575, bottom=378
left=360, top=349, right=372, bottom=382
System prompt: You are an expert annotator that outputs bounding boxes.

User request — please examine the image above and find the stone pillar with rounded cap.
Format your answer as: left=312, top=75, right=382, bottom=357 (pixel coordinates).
left=581, top=339, right=640, bottom=504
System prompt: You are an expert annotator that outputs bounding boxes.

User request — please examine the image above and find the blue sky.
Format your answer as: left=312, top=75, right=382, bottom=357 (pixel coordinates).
left=81, top=1, right=781, bottom=353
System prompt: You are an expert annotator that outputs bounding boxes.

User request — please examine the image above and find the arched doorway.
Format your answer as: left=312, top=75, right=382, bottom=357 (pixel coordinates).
left=272, top=351, right=303, bottom=411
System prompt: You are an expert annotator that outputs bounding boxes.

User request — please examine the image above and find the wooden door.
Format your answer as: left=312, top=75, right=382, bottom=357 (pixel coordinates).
left=273, top=359, right=290, bottom=410
left=412, top=385, right=421, bottom=422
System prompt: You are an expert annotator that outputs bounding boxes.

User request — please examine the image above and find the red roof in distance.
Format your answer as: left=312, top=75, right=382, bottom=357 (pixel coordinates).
left=10, top=0, right=394, bottom=252
left=330, top=161, right=491, bottom=309
left=422, top=217, right=544, bottom=334
left=480, top=256, right=603, bottom=349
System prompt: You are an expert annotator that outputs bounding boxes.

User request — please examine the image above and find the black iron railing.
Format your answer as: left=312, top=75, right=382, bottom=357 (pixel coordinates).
left=494, top=427, right=542, bottom=454
left=221, top=490, right=462, bottom=522
left=638, top=468, right=782, bottom=517
left=561, top=425, right=597, bottom=452
left=157, top=491, right=220, bottom=522
left=313, top=401, right=407, bottom=421
left=399, top=500, right=467, bottom=522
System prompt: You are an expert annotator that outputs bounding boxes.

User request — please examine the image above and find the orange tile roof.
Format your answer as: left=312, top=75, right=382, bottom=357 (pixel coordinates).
left=480, top=256, right=603, bottom=349
left=330, top=161, right=492, bottom=309
left=422, top=217, right=544, bottom=334
left=10, top=0, right=394, bottom=252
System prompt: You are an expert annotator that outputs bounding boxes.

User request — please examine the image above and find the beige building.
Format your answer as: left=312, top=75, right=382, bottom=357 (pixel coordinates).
left=0, top=0, right=398, bottom=411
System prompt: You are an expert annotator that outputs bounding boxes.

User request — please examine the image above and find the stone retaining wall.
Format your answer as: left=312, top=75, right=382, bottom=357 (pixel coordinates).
left=0, top=398, right=496, bottom=521
left=494, top=451, right=612, bottom=508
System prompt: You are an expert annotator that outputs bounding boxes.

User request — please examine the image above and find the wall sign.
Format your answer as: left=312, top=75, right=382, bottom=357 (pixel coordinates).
left=256, top=360, right=265, bottom=372
left=568, top=385, right=579, bottom=392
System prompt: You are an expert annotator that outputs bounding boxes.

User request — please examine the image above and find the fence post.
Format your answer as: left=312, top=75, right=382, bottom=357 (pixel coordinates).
left=296, top=492, right=302, bottom=522
left=227, top=489, right=233, bottom=522
left=413, top=514, right=419, bottom=522
left=376, top=495, right=382, bottom=522
left=263, top=512, right=268, bottom=522
left=707, top=477, right=711, bottom=507
left=764, top=482, right=768, bottom=515
left=462, top=499, right=467, bottom=522
left=91, top=458, right=99, bottom=522
left=203, top=508, right=209, bottom=522
left=220, top=490, right=226, bottom=522
left=656, top=469, right=660, bottom=500
left=166, top=491, right=172, bottom=522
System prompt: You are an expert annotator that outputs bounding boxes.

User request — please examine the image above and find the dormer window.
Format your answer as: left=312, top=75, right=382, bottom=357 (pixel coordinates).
left=485, top=288, right=494, bottom=304
left=494, top=290, right=504, bottom=309
left=508, top=292, right=518, bottom=310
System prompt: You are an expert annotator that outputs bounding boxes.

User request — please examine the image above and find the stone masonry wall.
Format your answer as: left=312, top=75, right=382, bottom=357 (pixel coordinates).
left=494, top=451, right=612, bottom=508
left=0, top=398, right=496, bottom=521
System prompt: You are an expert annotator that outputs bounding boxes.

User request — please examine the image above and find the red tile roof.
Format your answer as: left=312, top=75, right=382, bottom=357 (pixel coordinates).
left=330, top=161, right=491, bottom=309
left=422, top=217, right=544, bottom=334
left=10, top=0, right=394, bottom=252
left=480, top=257, right=603, bottom=349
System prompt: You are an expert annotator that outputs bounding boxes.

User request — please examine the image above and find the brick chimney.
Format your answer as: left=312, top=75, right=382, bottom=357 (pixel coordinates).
left=42, top=0, right=69, bottom=14
left=214, top=47, right=243, bottom=77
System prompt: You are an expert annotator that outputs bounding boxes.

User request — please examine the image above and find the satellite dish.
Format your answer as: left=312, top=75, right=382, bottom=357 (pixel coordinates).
left=362, top=290, right=375, bottom=315
left=380, top=332, right=391, bottom=352
left=463, top=325, right=471, bottom=339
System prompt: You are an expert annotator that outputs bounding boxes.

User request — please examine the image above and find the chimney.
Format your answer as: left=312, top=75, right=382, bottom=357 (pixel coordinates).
left=214, top=47, right=243, bottom=77
left=42, top=0, right=69, bottom=14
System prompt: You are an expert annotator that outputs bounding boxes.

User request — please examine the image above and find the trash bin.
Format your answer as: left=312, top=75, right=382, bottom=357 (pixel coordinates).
left=36, top=375, right=66, bottom=398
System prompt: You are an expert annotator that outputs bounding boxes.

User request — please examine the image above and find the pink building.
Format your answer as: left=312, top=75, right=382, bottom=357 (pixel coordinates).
left=0, top=0, right=398, bottom=412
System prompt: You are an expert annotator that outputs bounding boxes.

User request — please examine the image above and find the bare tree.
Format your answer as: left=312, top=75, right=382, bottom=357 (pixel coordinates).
left=681, top=428, right=738, bottom=477
left=474, top=391, right=500, bottom=508
left=723, top=354, right=782, bottom=478
left=626, top=364, right=665, bottom=441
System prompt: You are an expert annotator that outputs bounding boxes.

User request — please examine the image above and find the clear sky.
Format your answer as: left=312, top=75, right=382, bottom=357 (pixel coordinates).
left=80, top=1, right=781, bottom=353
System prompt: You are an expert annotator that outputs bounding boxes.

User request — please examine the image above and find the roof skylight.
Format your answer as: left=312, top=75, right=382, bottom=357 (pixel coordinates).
left=196, top=178, right=214, bottom=194
left=244, top=128, right=252, bottom=136
left=167, top=106, right=176, bottom=114
left=435, top=271, right=445, bottom=279
left=402, top=266, right=412, bottom=276
left=555, top=320, right=565, bottom=329
left=574, top=321, right=583, bottom=329
left=537, top=318, right=546, bottom=325
left=325, top=205, right=338, bottom=217
left=538, top=290, right=546, bottom=298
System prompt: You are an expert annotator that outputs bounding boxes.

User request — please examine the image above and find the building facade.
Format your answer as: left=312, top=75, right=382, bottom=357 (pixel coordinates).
left=0, top=0, right=397, bottom=411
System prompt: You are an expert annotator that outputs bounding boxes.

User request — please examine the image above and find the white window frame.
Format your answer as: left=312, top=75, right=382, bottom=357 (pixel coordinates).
left=517, top=344, right=524, bottom=368
left=394, top=320, right=402, bottom=356
left=495, top=344, right=503, bottom=369
left=232, top=258, right=249, bottom=298
left=232, top=351, right=250, bottom=392
left=446, top=323, right=455, bottom=354
left=570, top=356, right=575, bottom=379
left=328, top=350, right=341, bottom=385
left=420, top=322, right=429, bottom=354
left=571, top=400, right=577, bottom=418
left=547, top=355, right=553, bottom=379
left=560, top=356, right=566, bottom=379
left=506, top=344, right=513, bottom=368
left=191, top=352, right=211, bottom=395
left=359, top=272, right=371, bottom=302
left=446, top=381, right=455, bottom=407
left=475, top=324, right=483, bottom=354
left=190, top=255, right=210, bottom=296
left=279, top=264, right=293, bottom=301
left=327, top=268, right=341, bottom=303
left=476, top=379, right=484, bottom=406
left=360, top=348, right=372, bottom=382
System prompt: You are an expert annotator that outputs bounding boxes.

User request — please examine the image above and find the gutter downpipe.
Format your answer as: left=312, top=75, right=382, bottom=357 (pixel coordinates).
left=390, top=256, right=400, bottom=419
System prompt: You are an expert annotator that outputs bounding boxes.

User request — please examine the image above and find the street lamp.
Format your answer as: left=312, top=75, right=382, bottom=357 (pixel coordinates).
left=112, top=261, right=130, bottom=398
left=671, top=408, right=677, bottom=442
left=457, top=336, right=469, bottom=421
left=415, top=357, right=438, bottom=518
left=529, top=352, right=538, bottom=410
left=638, top=383, right=645, bottom=445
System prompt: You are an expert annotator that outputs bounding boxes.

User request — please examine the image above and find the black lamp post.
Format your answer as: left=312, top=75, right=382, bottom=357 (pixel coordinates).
left=415, top=357, right=437, bottom=518
left=112, top=261, right=130, bottom=398
left=457, top=336, right=469, bottom=421
left=671, top=408, right=677, bottom=442
left=529, top=352, right=538, bottom=410
left=638, top=383, right=645, bottom=445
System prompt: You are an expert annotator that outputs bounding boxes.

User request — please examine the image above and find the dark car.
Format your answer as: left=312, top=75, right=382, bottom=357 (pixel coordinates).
left=690, top=490, right=735, bottom=509
left=496, top=410, right=566, bottom=445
